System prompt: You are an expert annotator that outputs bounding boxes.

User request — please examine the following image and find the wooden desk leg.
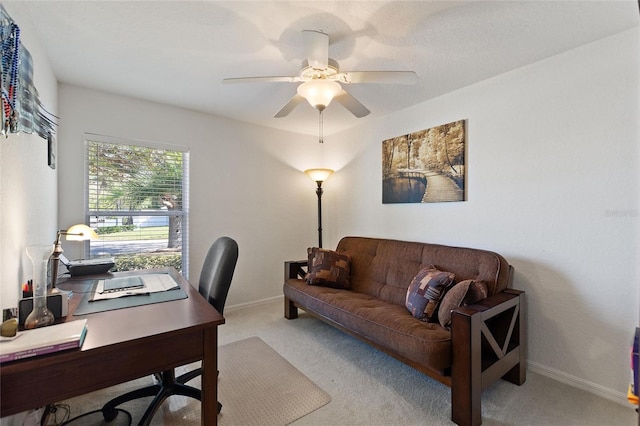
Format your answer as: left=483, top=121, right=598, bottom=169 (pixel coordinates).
left=202, top=327, right=218, bottom=426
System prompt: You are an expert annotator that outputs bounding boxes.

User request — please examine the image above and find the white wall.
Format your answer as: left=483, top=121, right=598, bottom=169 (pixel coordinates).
left=0, top=4, right=58, bottom=425
left=0, top=3, right=58, bottom=311
left=322, top=28, right=639, bottom=402
left=31, top=17, right=639, bottom=408
left=57, top=84, right=326, bottom=308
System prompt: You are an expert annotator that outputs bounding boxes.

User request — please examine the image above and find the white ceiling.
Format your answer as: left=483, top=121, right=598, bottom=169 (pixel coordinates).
left=5, top=1, right=639, bottom=136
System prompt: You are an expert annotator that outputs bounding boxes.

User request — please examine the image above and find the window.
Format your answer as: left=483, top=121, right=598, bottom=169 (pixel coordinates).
left=84, top=134, right=190, bottom=277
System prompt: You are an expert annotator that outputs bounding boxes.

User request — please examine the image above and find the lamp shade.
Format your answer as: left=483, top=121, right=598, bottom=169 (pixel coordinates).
left=297, top=80, right=341, bottom=111
left=305, top=168, right=334, bottom=182
left=64, top=224, right=98, bottom=241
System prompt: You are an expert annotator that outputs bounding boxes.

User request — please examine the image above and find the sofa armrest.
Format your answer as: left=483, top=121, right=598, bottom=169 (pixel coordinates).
left=283, top=260, right=308, bottom=320
left=285, top=260, right=308, bottom=281
left=450, top=289, right=526, bottom=426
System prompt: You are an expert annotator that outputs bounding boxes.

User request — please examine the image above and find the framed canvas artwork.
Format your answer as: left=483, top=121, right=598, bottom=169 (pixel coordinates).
left=382, top=119, right=466, bottom=203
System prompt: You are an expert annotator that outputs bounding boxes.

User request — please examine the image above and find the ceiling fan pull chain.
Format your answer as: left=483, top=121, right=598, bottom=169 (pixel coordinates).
left=318, top=109, right=323, bottom=143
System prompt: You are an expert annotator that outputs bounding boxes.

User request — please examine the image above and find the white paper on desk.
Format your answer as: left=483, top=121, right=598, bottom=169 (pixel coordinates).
left=92, top=274, right=180, bottom=301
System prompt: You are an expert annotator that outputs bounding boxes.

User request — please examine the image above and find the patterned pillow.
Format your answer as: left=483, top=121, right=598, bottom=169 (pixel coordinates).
left=306, top=247, right=351, bottom=289
left=405, top=266, right=455, bottom=321
left=438, top=280, right=488, bottom=329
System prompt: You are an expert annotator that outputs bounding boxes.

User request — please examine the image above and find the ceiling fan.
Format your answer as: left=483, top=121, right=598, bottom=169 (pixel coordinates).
left=223, top=30, right=417, bottom=118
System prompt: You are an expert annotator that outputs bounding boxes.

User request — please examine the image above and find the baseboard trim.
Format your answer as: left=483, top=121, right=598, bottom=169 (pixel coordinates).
left=225, top=295, right=281, bottom=313
left=528, top=360, right=631, bottom=407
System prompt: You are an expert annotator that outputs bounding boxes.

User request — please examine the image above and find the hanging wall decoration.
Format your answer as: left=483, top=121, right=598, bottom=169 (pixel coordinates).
left=1, top=5, right=57, bottom=139
left=47, top=132, right=55, bottom=169
left=382, top=119, right=466, bottom=204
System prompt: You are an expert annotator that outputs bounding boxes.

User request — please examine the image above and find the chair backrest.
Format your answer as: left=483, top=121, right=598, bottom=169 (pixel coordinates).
left=198, top=236, right=238, bottom=315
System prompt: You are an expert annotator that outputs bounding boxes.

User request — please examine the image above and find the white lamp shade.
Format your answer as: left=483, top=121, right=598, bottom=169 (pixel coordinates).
left=305, top=168, right=334, bottom=182
left=297, top=80, right=341, bottom=110
left=65, top=224, right=99, bottom=241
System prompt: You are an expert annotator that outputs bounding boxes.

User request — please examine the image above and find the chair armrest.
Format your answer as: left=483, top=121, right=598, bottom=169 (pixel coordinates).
left=284, top=260, right=308, bottom=280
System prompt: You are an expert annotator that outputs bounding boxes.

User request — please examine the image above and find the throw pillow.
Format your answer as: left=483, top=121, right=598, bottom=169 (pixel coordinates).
left=437, top=280, right=489, bottom=329
left=306, top=247, right=351, bottom=289
left=463, top=280, right=488, bottom=306
left=405, top=266, right=455, bottom=321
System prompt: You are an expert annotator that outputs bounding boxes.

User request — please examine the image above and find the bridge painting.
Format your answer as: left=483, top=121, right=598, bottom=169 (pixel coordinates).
left=382, top=120, right=466, bottom=204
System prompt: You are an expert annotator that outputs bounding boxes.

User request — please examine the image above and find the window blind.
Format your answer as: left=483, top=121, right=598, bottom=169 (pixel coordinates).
left=87, top=141, right=188, bottom=216
left=84, top=135, right=190, bottom=277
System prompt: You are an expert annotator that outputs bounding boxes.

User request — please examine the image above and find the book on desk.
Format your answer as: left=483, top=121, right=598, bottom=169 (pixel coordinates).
left=0, top=319, right=88, bottom=363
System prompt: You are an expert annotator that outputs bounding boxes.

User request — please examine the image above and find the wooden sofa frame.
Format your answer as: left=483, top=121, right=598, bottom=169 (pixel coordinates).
left=284, top=260, right=526, bottom=426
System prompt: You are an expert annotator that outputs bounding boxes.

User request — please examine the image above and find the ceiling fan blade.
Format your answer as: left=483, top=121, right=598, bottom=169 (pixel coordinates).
left=302, top=30, right=329, bottom=70
left=334, top=89, right=370, bottom=118
left=338, top=71, right=417, bottom=85
left=274, top=94, right=306, bottom=118
left=223, top=76, right=300, bottom=84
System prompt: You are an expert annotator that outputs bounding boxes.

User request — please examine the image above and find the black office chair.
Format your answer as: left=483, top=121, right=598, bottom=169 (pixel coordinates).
left=101, top=237, right=239, bottom=425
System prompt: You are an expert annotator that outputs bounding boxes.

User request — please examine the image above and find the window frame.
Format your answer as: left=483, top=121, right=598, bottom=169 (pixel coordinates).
left=83, top=133, right=190, bottom=278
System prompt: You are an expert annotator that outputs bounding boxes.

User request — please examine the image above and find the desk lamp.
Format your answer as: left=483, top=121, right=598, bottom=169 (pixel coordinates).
left=51, top=224, right=98, bottom=289
left=304, top=168, right=333, bottom=248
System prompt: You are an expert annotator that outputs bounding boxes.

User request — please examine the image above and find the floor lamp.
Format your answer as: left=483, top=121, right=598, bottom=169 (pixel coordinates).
left=305, top=168, right=333, bottom=248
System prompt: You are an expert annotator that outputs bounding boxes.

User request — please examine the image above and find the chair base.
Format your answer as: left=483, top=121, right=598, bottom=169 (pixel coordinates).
left=101, top=369, right=220, bottom=425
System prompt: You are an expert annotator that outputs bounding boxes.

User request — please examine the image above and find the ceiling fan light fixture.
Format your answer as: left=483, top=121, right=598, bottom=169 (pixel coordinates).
left=297, top=80, right=341, bottom=111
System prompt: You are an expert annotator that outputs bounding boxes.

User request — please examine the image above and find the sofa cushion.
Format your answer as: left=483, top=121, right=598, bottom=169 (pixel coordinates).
left=306, top=247, right=351, bottom=289
left=438, top=280, right=488, bottom=329
left=284, top=278, right=453, bottom=373
left=405, top=266, right=455, bottom=321
left=335, top=237, right=511, bottom=303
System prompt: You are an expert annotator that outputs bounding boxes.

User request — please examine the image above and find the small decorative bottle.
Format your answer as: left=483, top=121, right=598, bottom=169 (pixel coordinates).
left=24, top=244, right=55, bottom=329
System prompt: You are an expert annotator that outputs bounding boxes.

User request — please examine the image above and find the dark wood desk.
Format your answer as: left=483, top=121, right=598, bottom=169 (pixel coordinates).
left=0, top=267, right=224, bottom=425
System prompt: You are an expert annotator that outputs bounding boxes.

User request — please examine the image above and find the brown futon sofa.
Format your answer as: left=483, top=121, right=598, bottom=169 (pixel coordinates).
left=283, top=236, right=526, bottom=426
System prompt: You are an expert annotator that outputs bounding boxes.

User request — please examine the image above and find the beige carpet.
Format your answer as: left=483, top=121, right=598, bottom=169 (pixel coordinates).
left=217, top=337, right=331, bottom=425
left=49, top=336, right=331, bottom=425
left=45, top=301, right=635, bottom=425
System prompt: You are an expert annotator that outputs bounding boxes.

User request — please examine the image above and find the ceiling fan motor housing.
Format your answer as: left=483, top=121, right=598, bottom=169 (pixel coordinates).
left=300, top=58, right=340, bottom=80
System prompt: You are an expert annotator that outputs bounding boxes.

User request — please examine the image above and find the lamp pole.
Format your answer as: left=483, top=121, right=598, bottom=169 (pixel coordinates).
left=305, top=168, right=334, bottom=248
left=314, top=180, right=324, bottom=248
